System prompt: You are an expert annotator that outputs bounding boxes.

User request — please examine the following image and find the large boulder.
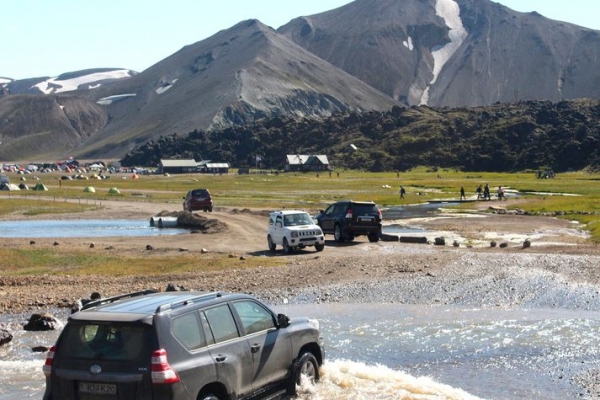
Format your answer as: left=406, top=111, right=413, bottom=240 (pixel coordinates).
left=23, top=313, right=63, bottom=331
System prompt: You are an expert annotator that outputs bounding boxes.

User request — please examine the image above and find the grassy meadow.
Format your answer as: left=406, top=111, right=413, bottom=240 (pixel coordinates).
left=1, top=168, right=599, bottom=277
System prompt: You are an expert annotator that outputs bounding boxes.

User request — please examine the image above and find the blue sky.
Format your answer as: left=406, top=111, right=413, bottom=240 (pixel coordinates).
left=3, top=0, right=599, bottom=80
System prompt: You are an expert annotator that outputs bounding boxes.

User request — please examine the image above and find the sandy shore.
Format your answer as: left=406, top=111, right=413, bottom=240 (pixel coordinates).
left=0, top=197, right=597, bottom=313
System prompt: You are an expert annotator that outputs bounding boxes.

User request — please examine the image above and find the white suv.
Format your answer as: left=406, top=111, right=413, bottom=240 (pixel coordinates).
left=268, top=210, right=325, bottom=254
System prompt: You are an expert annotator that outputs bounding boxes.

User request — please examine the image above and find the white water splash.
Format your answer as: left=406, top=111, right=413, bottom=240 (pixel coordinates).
left=296, top=359, right=482, bottom=399
left=420, top=0, right=468, bottom=105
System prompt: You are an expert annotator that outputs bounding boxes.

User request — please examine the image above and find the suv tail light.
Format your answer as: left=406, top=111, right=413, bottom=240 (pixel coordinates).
left=42, top=346, right=56, bottom=377
left=151, top=349, right=181, bottom=384
left=345, top=209, right=353, bottom=219
left=377, top=209, right=382, bottom=220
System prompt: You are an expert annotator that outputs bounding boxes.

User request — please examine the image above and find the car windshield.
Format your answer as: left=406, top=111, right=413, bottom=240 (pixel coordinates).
left=59, top=322, right=153, bottom=361
left=283, top=213, right=313, bottom=226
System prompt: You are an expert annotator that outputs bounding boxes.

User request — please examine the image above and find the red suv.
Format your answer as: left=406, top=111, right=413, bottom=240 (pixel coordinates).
left=183, top=189, right=213, bottom=212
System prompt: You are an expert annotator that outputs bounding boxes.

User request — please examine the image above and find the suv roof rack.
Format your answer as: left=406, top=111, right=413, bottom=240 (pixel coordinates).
left=155, top=291, right=226, bottom=313
left=81, top=290, right=158, bottom=310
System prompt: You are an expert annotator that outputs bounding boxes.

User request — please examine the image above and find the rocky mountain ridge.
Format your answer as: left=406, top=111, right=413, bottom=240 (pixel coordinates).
left=1, top=0, right=599, bottom=162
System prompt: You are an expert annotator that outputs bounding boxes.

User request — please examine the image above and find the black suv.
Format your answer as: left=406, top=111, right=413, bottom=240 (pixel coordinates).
left=315, top=200, right=382, bottom=243
left=43, top=290, right=324, bottom=400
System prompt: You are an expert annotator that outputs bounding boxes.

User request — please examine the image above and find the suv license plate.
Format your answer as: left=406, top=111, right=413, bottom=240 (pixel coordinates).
left=79, top=382, right=117, bottom=395
left=358, top=216, right=374, bottom=222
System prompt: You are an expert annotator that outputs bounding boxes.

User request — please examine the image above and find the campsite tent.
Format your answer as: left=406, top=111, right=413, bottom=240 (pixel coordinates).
left=1, top=183, right=20, bottom=191
left=33, top=183, right=48, bottom=191
left=83, top=186, right=96, bottom=193
left=18, top=183, right=29, bottom=190
left=108, top=187, right=121, bottom=195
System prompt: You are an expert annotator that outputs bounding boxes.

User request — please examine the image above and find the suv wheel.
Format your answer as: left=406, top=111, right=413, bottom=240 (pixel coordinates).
left=283, top=238, right=293, bottom=254
left=334, top=224, right=345, bottom=243
left=288, top=352, right=319, bottom=395
left=268, top=236, right=276, bottom=252
left=315, top=243, right=324, bottom=252
left=199, top=394, right=219, bottom=400
left=368, top=232, right=380, bottom=243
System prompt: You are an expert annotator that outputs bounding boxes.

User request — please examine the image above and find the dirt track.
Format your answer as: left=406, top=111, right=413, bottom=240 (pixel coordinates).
left=0, top=198, right=598, bottom=315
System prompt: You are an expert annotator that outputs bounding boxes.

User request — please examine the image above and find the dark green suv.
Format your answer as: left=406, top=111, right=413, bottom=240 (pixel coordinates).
left=43, top=290, right=324, bottom=400
left=315, top=200, right=382, bottom=243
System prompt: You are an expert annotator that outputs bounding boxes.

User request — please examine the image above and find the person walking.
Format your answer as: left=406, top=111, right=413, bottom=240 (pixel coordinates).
left=484, top=184, right=490, bottom=201
left=476, top=185, right=482, bottom=200
left=460, top=186, right=466, bottom=201
left=399, top=186, right=406, bottom=199
left=497, top=186, right=505, bottom=201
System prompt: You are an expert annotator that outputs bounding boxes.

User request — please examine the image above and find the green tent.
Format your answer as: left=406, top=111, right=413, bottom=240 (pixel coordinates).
left=83, top=186, right=96, bottom=193
left=108, top=187, right=121, bottom=194
left=33, top=183, right=48, bottom=191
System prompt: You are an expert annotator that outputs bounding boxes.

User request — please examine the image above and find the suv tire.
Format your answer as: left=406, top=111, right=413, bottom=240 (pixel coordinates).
left=368, top=232, right=380, bottom=243
left=200, top=394, right=219, bottom=400
left=334, top=224, right=345, bottom=243
left=288, top=352, right=319, bottom=395
left=315, top=243, right=324, bottom=252
left=283, top=238, right=293, bottom=254
left=268, top=236, right=276, bottom=252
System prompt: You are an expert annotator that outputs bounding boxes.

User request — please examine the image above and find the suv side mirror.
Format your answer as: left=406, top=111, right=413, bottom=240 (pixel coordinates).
left=277, top=313, right=290, bottom=328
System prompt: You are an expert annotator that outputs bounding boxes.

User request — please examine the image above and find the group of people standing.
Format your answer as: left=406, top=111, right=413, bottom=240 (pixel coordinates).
left=398, top=183, right=507, bottom=201
left=476, top=184, right=506, bottom=201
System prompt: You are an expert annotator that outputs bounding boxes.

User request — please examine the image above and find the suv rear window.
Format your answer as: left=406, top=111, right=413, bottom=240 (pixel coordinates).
left=191, top=189, right=209, bottom=197
left=59, top=322, right=153, bottom=362
left=351, top=203, right=379, bottom=215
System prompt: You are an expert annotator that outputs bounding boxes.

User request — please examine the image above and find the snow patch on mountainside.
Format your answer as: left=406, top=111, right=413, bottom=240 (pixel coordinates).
left=420, top=0, right=467, bottom=105
left=34, top=69, right=133, bottom=94
left=403, top=37, right=414, bottom=51
left=97, top=93, right=137, bottom=105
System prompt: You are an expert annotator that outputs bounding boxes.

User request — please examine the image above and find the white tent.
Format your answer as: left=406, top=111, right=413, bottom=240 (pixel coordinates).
left=1, top=183, right=20, bottom=191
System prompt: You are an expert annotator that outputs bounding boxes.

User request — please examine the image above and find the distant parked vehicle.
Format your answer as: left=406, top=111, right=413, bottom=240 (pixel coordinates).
left=0, top=174, right=9, bottom=189
left=183, top=188, right=213, bottom=212
left=315, top=200, right=382, bottom=243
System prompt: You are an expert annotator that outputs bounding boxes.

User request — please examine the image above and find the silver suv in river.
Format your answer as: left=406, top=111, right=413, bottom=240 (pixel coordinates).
left=43, top=290, right=324, bottom=400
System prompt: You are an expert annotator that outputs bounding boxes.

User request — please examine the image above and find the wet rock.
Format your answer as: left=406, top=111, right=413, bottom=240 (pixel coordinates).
left=23, top=313, right=63, bottom=331
left=490, top=241, right=497, bottom=247
left=523, top=239, right=531, bottom=249
left=453, top=240, right=460, bottom=247
left=0, top=329, right=13, bottom=346
left=434, top=237, right=446, bottom=246
left=166, top=283, right=187, bottom=292
left=32, top=346, right=49, bottom=353
left=499, top=242, right=509, bottom=248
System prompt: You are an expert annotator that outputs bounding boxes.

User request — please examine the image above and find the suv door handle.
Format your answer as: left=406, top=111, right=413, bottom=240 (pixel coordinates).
left=250, top=344, right=261, bottom=353
left=215, top=355, right=227, bottom=362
